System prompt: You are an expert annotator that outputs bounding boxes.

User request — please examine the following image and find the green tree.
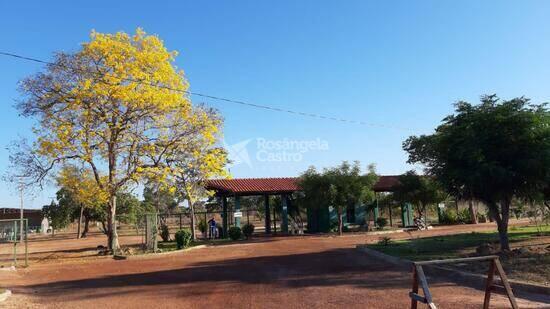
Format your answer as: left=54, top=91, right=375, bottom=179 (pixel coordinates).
left=391, top=171, right=447, bottom=221
left=42, top=197, right=71, bottom=236
left=403, top=95, right=550, bottom=251
left=298, top=161, right=378, bottom=235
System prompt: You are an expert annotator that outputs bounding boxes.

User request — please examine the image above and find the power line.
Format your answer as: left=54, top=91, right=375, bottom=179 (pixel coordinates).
left=0, top=51, right=409, bottom=130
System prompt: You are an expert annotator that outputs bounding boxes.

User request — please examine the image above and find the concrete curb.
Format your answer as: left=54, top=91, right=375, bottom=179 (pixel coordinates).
left=356, top=245, right=550, bottom=297
left=0, top=289, right=12, bottom=302
left=119, top=244, right=208, bottom=260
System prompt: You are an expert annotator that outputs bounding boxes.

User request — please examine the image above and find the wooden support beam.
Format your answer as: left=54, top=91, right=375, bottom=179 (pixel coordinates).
left=416, top=265, right=436, bottom=309
left=414, top=255, right=498, bottom=266
left=411, top=266, right=419, bottom=309
left=494, top=259, right=519, bottom=309
left=409, top=292, right=427, bottom=304
left=483, top=259, right=495, bottom=309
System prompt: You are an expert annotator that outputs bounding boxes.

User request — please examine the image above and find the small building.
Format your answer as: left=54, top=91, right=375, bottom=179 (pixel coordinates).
left=0, top=208, right=44, bottom=231
left=205, top=176, right=409, bottom=235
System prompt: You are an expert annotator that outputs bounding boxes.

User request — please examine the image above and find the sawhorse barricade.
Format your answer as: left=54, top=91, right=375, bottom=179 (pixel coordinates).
left=409, top=255, right=518, bottom=309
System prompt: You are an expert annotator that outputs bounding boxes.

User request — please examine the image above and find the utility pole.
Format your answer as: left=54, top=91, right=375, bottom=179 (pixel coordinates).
left=19, top=180, right=24, bottom=244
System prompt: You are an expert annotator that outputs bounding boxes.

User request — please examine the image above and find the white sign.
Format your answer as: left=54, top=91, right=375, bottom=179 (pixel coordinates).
left=234, top=211, right=243, bottom=218
left=438, top=203, right=445, bottom=209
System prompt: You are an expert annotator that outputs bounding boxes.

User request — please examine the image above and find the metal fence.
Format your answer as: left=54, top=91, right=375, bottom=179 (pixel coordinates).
left=0, top=219, right=28, bottom=267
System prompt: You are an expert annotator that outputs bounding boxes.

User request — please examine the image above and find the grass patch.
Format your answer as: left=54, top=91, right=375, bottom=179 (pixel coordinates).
left=368, top=225, right=549, bottom=261
left=367, top=225, right=550, bottom=285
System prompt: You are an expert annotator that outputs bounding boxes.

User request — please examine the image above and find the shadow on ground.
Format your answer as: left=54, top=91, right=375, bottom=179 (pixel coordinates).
left=13, top=247, right=467, bottom=302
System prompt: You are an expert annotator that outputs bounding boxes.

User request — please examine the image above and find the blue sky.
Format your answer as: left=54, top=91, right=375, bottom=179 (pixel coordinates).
left=1, top=0, right=549, bottom=208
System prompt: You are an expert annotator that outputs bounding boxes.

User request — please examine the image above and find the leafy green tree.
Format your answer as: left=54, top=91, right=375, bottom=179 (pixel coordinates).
left=391, top=171, right=448, bottom=220
left=298, top=161, right=378, bottom=235
left=42, top=198, right=71, bottom=236
left=403, top=95, right=550, bottom=251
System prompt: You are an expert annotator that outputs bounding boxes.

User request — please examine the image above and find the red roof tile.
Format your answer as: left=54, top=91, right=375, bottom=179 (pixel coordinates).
left=206, top=175, right=401, bottom=195
left=206, top=178, right=299, bottom=195
left=372, top=175, right=401, bottom=192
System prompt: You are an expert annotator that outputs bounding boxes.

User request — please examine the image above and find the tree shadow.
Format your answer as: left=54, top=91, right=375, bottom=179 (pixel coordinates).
left=13, top=248, right=414, bottom=300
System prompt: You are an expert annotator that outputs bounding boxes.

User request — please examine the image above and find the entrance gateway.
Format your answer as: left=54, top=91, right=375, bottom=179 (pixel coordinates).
left=205, top=176, right=413, bottom=236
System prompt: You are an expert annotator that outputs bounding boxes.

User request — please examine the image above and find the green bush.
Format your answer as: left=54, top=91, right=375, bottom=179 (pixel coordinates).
left=228, top=226, right=242, bottom=240
left=198, top=220, right=207, bottom=235
left=477, top=213, right=487, bottom=223
left=439, top=209, right=458, bottom=225
left=376, top=217, right=388, bottom=229
left=175, top=229, right=192, bottom=249
left=242, top=223, right=255, bottom=239
left=457, top=208, right=472, bottom=224
left=160, top=224, right=170, bottom=242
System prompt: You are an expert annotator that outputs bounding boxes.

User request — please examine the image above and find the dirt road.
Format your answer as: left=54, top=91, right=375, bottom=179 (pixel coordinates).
left=2, top=223, right=549, bottom=308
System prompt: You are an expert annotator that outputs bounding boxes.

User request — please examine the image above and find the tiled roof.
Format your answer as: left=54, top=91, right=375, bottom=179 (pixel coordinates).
left=373, top=175, right=401, bottom=192
left=206, top=175, right=401, bottom=195
left=0, top=208, right=42, bottom=214
left=206, top=178, right=299, bottom=194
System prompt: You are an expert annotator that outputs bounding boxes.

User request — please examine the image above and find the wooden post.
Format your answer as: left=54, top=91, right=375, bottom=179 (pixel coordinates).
left=494, top=259, right=519, bottom=309
left=415, top=265, right=436, bottom=309
left=483, top=259, right=495, bottom=309
left=411, top=266, right=419, bottom=309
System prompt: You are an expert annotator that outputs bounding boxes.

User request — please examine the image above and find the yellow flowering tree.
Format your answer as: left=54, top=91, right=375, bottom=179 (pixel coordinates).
left=164, top=106, right=229, bottom=240
left=56, top=165, right=109, bottom=238
left=12, top=29, right=224, bottom=251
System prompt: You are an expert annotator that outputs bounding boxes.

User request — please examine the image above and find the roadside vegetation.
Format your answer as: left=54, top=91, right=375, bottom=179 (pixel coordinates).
left=368, top=225, right=550, bottom=285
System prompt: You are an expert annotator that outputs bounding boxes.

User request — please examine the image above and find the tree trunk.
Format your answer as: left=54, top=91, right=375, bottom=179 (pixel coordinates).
left=100, top=220, right=108, bottom=235
left=337, top=207, right=343, bottom=236
left=491, top=199, right=511, bottom=251
left=189, top=199, right=196, bottom=240
left=107, top=194, right=120, bottom=253
left=81, top=212, right=90, bottom=238
left=77, top=204, right=84, bottom=239
left=468, top=200, right=478, bottom=224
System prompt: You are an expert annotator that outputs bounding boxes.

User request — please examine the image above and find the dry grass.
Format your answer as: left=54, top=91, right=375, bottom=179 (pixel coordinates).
left=369, top=225, right=550, bottom=285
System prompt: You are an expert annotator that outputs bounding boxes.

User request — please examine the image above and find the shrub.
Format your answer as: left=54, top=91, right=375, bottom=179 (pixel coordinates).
left=439, top=209, right=458, bottom=225
left=377, top=236, right=392, bottom=246
left=175, top=229, right=192, bottom=249
left=228, top=226, right=242, bottom=240
left=242, top=223, right=255, bottom=239
left=198, top=220, right=207, bottom=235
left=376, top=217, right=388, bottom=229
left=457, top=208, right=472, bottom=224
left=477, top=213, right=487, bottom=223
left=160, top=224, right=170, bottom=242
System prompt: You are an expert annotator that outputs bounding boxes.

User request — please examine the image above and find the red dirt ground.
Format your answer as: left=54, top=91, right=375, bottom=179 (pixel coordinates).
left=1, top=222, right=549, bottom=308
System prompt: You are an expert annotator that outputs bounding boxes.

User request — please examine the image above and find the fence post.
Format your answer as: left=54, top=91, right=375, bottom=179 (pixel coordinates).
left=24, top=219, right=28, bottom=267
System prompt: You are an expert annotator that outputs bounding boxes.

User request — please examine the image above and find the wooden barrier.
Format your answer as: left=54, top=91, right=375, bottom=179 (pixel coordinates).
left=409, top=255, right=518, bottom=309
